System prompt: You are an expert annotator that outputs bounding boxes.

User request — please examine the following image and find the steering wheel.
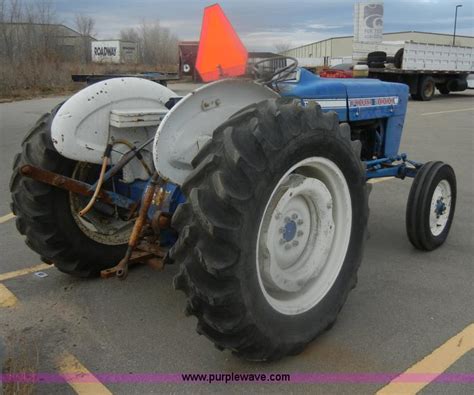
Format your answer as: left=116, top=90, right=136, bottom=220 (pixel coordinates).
left=252, top=56, right=299, bottom=85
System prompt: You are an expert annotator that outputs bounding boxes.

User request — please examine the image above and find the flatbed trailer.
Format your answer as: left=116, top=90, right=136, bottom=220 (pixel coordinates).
left=357, top=42, right=474, bottom=101
left=368, top=67, right=472, bottom=101
left=71, top=72, right=179, bottom=87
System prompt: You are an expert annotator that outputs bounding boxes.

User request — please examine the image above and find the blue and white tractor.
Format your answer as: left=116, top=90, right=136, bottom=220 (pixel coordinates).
left=10, top=5, right=456, bottom=361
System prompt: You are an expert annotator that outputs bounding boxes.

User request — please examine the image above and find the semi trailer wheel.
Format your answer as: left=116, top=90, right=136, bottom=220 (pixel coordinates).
left=412, top=76, right=436, bottom=101
left=436, top=84, right=450, bottom=95
left=171, top=98, right=369, bottom=361
left=10, top=107, right=131, bottom=277
left=406, top=162, right=456, bottom=251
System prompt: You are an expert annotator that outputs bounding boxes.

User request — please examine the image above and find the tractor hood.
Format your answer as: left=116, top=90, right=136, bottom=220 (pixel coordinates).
left=278, top=68, right=408, bottom=122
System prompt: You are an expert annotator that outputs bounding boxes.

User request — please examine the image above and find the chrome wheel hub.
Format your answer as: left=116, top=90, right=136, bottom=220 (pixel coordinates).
left=430, top=179, right=452, bottom=236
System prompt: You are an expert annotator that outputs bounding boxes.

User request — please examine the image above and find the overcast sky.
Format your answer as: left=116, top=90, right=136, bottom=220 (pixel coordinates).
left=51, top=0, right=473, bottom=50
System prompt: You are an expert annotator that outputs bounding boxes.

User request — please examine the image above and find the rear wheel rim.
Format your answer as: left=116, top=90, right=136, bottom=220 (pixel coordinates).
left=256, top=157, right=352, bottom=315
left=429, top=179, right=452, bottom=237
left=424, top=80, right=435, bottom=98
left=69, top=162, right=133, bottom=245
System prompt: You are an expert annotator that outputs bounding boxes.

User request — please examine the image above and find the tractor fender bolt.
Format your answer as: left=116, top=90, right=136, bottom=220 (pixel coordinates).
left=275, top=213, right=282, bottom=220
left=297, top=219, right=303, bottom=225
left=279, top=227, right=285, bottom=234
left=285, top=217, right=291, bottom=223
left=279, top=239, right=286, bottom=245
left=292, top=240, right=299, bottom=247
left=285, top=244, right=292, bottom=250
left=297, top=230, right=303, bottom=237
left=291, top=213, right=298, bottom=220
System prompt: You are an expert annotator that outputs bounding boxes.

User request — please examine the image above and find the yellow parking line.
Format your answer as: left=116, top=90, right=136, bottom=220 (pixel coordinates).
left=0, top=212, right=15, bottom=224
left=367, top=177, right=395, bottom=184
left=0, top=284, right=18, bottom=307
left=57, top=352, right=112, bottom=395
left=421, top=107, right=474, bottom=116
left=377, top=323, right=474, bottom=395
left=0, top=263, right=52, bottom=282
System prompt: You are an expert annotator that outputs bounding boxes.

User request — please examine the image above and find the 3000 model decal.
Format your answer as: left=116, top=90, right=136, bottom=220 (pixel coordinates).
left=303, top=96, right=399, bottom=110
left=349, top=96, right=399, bottom=107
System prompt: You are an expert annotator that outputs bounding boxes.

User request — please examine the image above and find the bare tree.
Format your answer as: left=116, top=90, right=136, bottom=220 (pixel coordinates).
left=120, top=27, right=142, bottom=62
left=0, top=0, right=60, bottom=64
left=0, top=0, right=23, bottom=62
left=274, top=41, right=292, bottom=54
left=74, top=13, right=95, bottom=63
left=119, top=20, right=178, bottom=66
left=74, top=13, right=95, bottom=37
left=0, top=0, right=64, bottom=94
left=26, top=0, right=59, bottom=60
left=120, top=27, right=140, bottom=43
left=29, top=0, right=56, bottom=25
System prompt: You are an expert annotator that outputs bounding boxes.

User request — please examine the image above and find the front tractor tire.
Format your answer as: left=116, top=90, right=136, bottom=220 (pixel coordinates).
left=406, top=162, right=456, bottom=251
left=171, top=98, right=369, bottom=361
left=10, top=107, right=128, bottom=277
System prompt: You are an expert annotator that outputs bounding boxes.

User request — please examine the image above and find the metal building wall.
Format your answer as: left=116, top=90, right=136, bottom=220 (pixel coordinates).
left=383, top=32, right=474, bottom=47
left=283, top=32, right=474, bottom=59
left=285, top=38, right=336, bottom=58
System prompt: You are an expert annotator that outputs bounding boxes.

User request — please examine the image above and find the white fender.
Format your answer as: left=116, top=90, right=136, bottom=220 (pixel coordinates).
left=51, top=77, right=176, bottom=165
left=153, top=79, right=279, bottom=185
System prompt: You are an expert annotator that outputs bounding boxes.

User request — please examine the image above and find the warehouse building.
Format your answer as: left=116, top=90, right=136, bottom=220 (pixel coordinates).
left=282, top=31, right=474, bottom=60
left=0, top=22, right=95, bottom=62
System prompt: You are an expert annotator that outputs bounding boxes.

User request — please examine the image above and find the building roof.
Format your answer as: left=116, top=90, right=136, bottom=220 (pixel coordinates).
left=384, top=30, right=474, bottom=38
left=249, top=51, right=280, bottom=58
left=0, top=22, right=95, bottom=40
left=287, top=30, right=474, bottom=52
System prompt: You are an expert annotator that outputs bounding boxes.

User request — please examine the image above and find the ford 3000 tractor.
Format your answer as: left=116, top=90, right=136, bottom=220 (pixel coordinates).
left=10, top=5, right=456, bottom=361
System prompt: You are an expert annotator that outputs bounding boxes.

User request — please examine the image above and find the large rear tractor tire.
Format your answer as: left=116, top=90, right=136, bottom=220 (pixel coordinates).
left=10, top=106, right=130, bottom=277
left=171, top=98, right=369, bottom=361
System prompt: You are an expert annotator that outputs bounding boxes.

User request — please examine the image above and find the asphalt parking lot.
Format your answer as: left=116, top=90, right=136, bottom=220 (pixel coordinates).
left=0, top=86, right=473, bottom=394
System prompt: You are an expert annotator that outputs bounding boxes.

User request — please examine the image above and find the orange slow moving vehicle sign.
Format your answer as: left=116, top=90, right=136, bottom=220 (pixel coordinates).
left=195, top=4, right=248, bottom=82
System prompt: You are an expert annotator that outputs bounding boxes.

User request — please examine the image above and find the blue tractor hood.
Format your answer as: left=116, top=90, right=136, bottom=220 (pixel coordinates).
left=278, top=68, right=408, bottom=123
left=277, top=68, right=409, bottom=157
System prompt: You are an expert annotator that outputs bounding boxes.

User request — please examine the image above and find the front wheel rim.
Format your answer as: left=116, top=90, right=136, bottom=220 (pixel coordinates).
left=429, top=179, right=452, bottom=237
left=256, top=157, right=352, bottom=316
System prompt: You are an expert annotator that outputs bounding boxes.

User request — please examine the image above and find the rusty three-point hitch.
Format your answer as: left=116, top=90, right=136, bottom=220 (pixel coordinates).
left=21, top=164, right=169, bottom=280
left=113, top=172, right=162, bottom=280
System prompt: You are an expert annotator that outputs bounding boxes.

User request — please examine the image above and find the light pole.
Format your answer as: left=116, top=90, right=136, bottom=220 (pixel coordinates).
left=453, top=4, right=462, bottom=46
